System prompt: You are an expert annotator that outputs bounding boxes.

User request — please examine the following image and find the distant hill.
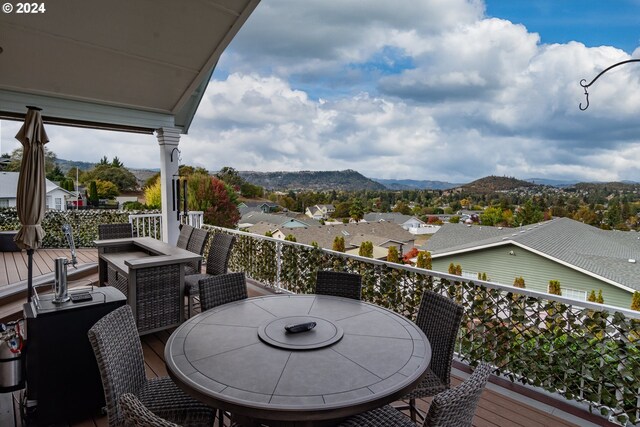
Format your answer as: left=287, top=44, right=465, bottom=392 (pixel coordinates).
left=573, top=181, right=640, bottom=192
left=372, top=178, right=460, bottom=190
left=458, top=175, right=537, bottom=194
left=238, top=170, right=386, bottom=191
left=57, top=158, right=96, bottom=173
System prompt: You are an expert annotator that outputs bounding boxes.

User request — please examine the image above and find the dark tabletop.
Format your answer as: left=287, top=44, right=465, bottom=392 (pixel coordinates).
left=165, top=294, right=431, bottom=425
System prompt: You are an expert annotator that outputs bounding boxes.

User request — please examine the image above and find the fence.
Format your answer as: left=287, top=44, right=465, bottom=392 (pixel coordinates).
left=203, top=224, right=640, bottom=426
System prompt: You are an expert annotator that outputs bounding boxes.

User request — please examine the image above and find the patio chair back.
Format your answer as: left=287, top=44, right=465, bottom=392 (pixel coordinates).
left=423, top=363, right=492, bottom=427
left=176, top=224, right=194, bottom=249
left=315, top=270, right=362, bottom=300
left=98, top=223, right=133, bottom=240
left=185, top=227, right=209, bottom=274
left=416, top=291, right=464, bottom=387
left=88, top=305, right=147, bottom=427
left=119, top=393, right=179, bottom=427
left=205, top=233, right=236, bottom=276
left=199, top=272, right=248, bottom=312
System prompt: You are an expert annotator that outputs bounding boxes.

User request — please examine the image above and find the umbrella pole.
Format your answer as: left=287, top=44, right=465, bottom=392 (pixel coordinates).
left=27, top=249, right=34, bottom=302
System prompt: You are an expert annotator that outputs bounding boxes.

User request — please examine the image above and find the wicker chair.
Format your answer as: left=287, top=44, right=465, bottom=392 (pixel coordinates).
left=315, top=270, right=362, bottom=300
left=120, top=393, right=180, bottom=427
left=199, top=272, right=248, bottom=312
left=401, top=291, right=464, bottom=421
left=338, top=363, right=492, bottom=427
left=176, top=224, right=194, bottom=250
left=184, top=233, right=236, bottom=317
left=98, top=223, right=134, bottom=240
left=184, top=227, right=209, bottom=275
left=88, top=305, right=217, bottom=427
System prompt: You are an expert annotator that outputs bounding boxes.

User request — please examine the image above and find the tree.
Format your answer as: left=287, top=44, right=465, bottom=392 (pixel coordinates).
left=392, top=201, right=412, bottom=215
left=265, top=231, right=273, bottom=237
left=284, top=234, right=297, bottom=242
left=480, top=206, right=503, bottom=226
left=359, top=241, right=373, bottom=258
left=402, top=247, right=419, bottom=263
left=89, top=181, right=99, bottom=205
left=215, top=166, right=243, bottom=188
left=448, top=263, right=456, bottom=274
left=387, top=246, right=400, bottom=263
left=596, top=289, right=604, bottom=304
left=144, top=180, right=162, bottom=209
left=513, top=277, right=525, bottom=288
left=98, top=156, right=109, bottom=165
left=82, top=164, right=137, bottom=192
left=46, top=165, right=65, bottom=182
left=189, top=176, right=240, bottom=228
left=631, top=292, right=640, bottom=311
left=332, top=202, right=351, bottom=218
left=349, top=199, right=364, bottom=222
left=416, top=251, right=432, bottom=269
left=95, top=179, right=119, bottom=199
left=548, top=280, right=562, bottom=296
left=6, top=146, right=58, bottom=174
left=332, top=236, right=345, bottom=252
left=587, top=290, right=596, bottom=302
left=515, top=199, right=543, bottom=226
left=111, top=156, right=124, bottom=168
left=449, top=216, right=460, bottom=224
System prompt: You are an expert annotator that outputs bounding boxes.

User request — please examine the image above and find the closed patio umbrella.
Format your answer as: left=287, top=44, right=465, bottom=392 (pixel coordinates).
left=14, top=106, right=49, bottom=302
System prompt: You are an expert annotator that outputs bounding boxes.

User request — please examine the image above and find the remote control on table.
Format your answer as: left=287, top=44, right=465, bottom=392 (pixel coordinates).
left=285, top=322, right=316, bottom=333
left=70, top=292, right=93, bottom=303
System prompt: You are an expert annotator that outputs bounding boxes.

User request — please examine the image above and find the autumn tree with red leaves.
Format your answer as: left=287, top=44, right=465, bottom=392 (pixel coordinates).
left=188, top=173, right=240, bottom=228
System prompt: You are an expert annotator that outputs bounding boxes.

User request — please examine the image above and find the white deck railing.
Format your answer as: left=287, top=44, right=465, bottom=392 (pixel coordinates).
left=128, top=211, right=204, bottom=240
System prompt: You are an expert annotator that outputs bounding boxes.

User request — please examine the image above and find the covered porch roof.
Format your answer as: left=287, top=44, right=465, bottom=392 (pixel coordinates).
left=0, top=0, right=260, bottom=133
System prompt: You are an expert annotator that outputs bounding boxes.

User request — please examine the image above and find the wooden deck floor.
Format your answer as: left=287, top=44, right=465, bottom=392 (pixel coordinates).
left=1, top=249, right=607, bottom=427
left=0, top=248, right=98, bottom=287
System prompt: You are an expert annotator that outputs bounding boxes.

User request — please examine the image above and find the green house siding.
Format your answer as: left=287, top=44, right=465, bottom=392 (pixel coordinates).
left=431, top=244, right=633, bottom=309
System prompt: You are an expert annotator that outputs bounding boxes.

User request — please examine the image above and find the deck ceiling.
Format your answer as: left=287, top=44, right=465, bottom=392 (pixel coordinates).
left=0, top=0, right=260, bottom=133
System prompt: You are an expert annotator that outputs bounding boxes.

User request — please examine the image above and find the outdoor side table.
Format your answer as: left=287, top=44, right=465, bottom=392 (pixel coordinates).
left=165, top=294, right=431, bottom=426
left=96, top=237, right=202, bottom=335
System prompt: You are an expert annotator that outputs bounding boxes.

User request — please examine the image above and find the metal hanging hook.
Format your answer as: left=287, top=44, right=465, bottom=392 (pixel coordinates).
left=579, top=59, right=640, bottom=110
left=579, top=79, right=589, bottom=110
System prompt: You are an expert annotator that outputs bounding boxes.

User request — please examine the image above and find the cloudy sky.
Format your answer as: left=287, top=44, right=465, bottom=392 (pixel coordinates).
left=2, top=0, right=640, bottom=183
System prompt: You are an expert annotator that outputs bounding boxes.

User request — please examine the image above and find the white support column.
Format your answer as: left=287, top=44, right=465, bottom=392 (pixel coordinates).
left=156, top=127, right=181, bottom=244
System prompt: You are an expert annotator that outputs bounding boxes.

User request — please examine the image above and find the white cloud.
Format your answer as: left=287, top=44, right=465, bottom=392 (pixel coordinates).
left=3, top=0, right=640, bottom=183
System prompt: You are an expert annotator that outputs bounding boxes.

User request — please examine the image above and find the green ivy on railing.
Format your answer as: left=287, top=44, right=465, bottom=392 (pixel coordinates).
left=204, top=225, right=640, bottom=426
left=0, top=208, right=158, bottom=248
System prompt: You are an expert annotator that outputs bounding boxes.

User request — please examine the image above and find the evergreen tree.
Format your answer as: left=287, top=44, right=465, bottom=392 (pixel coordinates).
left=387, top=246, right=400, bottom=263
left=587, top=290, right=596, bottom=302
left=284, top=234, right=297, bottom=242
left=416, top=251, right=432, bottom=269
left=349, top=199, right=364, bottom=222
left=332, top=236, right=345, bottom=252
left=596, top=289, right=604, bottom=304
left=548, top=280, right=562, bottom=296
left=631, top=292, right=640, bottom=311
left=89, top=181, right=99, bottom=205
left=513, top=277, right=525, bottom=288
left=358, top=241, right=373, bottom=258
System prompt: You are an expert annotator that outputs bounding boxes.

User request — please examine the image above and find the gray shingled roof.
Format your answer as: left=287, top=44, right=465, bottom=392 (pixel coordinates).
left=364, top=212, right=423, bottom=225
left=273, top=221, right=415, bottom=251
left=426, top=218, right=640, bottom=291
left=240, top=211, right=318, bottom=227
left=0, top=171, right=71, bottom=198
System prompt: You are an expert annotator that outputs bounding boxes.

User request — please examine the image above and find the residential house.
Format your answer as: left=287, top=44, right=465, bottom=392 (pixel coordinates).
left=305, top=204, right=335, bottom=220
left=238, top=201, right=280, bottom=214
left=0, top=171, right=74, bottom=211
left=424, top=217, right=640, bottom=308
left=271, top=221, right=415, bottom=258
left=239, top=211, right=320, bottom=230
left=363, top=212, right=434, bottom=235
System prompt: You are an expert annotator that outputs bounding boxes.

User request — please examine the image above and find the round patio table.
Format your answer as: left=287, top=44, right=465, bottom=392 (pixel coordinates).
left=165, top=294, right=431, bottom=426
